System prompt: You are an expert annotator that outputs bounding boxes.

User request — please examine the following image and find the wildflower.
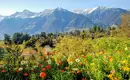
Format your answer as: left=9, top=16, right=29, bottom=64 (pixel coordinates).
left=60, top=69, right=64, bottom=72
left=18, top=67, right=23, bottom=71
left=121, top=60, right=128, bottom=64
left=58, top=61, right=62, bottom=65
left=75, top=59, right=80, bottom=62
left=38, top=64, right=42, bottom=67
left=108, top=74, right=113, bottom=79
left=81, top=55, right=86, bottom=58
left=1, top=70, right=6, bottom=73
left=75, top=55, right=79, bottom=58
left=99, top=51, right=105, bottom=54
left=122, top=66, right=130, bottom=71
left=16, top=69, right=20, bottom=73
left=24, top=72, right=29, bottom=77
left=46, top=65, right=51, bottom=69
left=84, top=60, right=87, bottom=62
left=40, top=72, right=46, bottom=79
left=128, top=55, right=130, bottom=58
left=108, top=56, right=112, bottom=62
left=42, top=68, right=46, bottom=71
left=125, top=47, right=128, bottom=50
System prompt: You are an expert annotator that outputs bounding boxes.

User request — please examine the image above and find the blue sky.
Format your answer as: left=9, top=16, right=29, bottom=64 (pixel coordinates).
left=0, top=0, right=129, bottom=15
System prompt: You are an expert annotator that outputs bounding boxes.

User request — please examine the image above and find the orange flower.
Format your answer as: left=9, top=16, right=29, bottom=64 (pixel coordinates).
left=23, top=72, right=28, bottom=77
left=16, top=69, right=20, bottom=73
left=46, top=65, right=51, bottom=69
left=42, top=68, right=46, bottom=71
left=58, top=61, right=62, bottom=65
left=40, top=72, right=46, bottom=79
left=99, top=51, right=105, bottom=54
left=75, top=55, right=79, bottom=58
left=84, top=60, right=87, bottom=62
left=60, top=69, right=64, bottom=72
left=81, top=55, right=86, bottom=58
left=108, top=56, right=113, bottom=62
left=1, top=70, right=6, bottom=73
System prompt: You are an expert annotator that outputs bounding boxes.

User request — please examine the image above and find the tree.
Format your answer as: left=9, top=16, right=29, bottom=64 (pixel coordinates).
left=12, top=32, right=23, bottom=44
left=22, top=33, right=31, bottom=42
left=4, top=34, right=11, bottom=45
left=12, top=32, right=31, bottom=44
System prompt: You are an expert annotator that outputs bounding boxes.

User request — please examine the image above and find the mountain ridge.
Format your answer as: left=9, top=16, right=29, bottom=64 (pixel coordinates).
left=0, top=6, right=129, bottom=39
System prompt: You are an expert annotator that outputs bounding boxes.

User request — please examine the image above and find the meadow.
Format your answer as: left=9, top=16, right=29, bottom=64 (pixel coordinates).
left=0, top=14, right=130, bottom=80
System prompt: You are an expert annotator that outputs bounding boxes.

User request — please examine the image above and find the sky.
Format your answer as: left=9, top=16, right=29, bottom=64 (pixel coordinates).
left=0, top=0, right=129, bottom=16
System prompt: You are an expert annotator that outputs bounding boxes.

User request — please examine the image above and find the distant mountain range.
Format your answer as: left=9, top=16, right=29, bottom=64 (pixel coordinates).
left=0, top=6, right=129, bottom=39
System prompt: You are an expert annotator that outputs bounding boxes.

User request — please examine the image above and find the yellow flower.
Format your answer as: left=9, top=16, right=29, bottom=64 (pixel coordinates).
left=123, top=66, right=130, bottom=71
left=125, top=47, right=128, bottom=50
left=67, top=57, right=74, bottom=63
left=108, top=74, right=113, bottom=79
left=128, top=55, right=130, bottom=58
left=121, top=60, right=128, bottom=64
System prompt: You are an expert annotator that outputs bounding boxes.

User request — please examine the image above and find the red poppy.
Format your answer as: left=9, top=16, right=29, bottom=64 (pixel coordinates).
left=40, top=72, right=46, bottom=79
left=24, top=72, right=29, bottom=77
left=46, top=65, right=51, bottom=69
left=38, top=64, right=42, bottom=67
left=1, top=70, right=6, bottom=73
left=16, top=70, right=20, bottom=73
left=60, top=70, right=64, bottom=72
left=58, top=61, right=62, bottom=65
left=75, top=56, right=78, bottom=58
left=42, top=68, right=46, bottom=71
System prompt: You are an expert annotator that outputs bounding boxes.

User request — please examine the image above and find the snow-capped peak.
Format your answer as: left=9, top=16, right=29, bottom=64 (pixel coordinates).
left=10, top=9, right=36, bottom=18
left=54, top=7, right=68, bottom=12
left=0, top=15, right=5, bottom=21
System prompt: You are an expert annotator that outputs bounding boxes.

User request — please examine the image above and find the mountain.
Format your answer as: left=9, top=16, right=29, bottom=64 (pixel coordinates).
left=0, top=6, right=129, bottom=39
left=9, top=9, right=36, bottom=18
left=73, top=6, right=128, bottom=27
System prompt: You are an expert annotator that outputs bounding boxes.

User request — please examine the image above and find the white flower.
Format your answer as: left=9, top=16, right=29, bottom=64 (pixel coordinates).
left=18, top=67, right=23, bottom=71
left=75, top=59, right=80, bottom=62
